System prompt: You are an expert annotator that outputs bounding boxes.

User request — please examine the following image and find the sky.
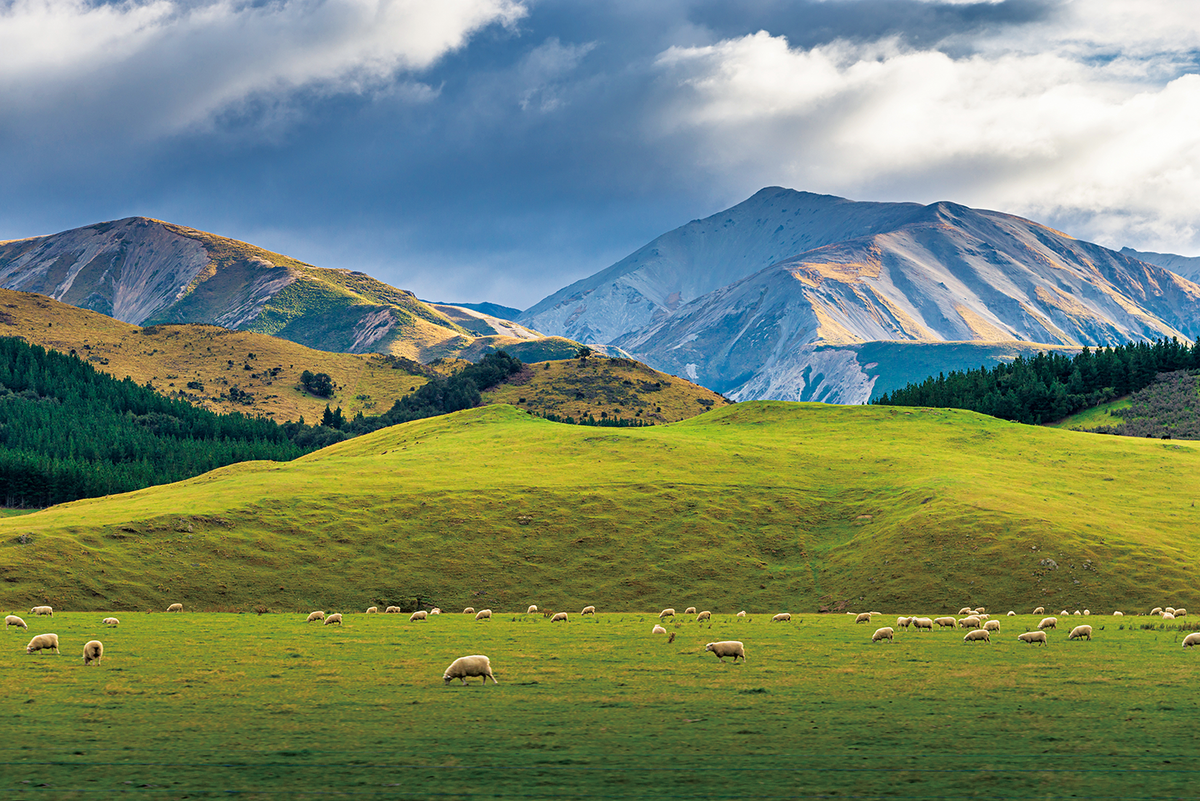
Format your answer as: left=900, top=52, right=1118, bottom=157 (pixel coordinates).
left=2, top=0, right=1199, bottom=310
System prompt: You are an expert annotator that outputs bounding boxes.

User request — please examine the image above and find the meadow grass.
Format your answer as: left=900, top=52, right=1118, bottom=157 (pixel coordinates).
left=3, top=611, right=1198, bottom=799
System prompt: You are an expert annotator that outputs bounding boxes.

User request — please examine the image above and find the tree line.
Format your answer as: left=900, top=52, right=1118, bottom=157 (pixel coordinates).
left=872, top=337, right=1200, bottom=424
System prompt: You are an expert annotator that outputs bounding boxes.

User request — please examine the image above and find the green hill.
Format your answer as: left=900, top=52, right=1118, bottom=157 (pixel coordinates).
left=2, top=402, right=1198, bottom=613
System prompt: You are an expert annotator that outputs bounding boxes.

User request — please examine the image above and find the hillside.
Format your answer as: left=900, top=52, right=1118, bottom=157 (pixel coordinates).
left=2, top=402, right=1197, bottom=612
left=523, top=188, right=1200, bottom=403
left=0, top=217, right=568, bottom=362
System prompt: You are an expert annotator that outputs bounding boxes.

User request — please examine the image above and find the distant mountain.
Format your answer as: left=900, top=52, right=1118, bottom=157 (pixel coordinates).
left=428, top=300, right=523, bottom=319
left=0, top=218, right=559, bottom=362
left=1120, top=247, right=1200, bottom=282
left=522, top=188, right=1200, bottom=403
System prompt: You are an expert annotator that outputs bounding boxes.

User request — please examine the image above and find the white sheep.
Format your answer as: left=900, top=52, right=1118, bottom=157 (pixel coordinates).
left=324, top=613, right=343, bottom=626
left=854, top=612, right=871, bottom=623
left=443, top=655, right=498, bottom=685
left=896, top=616, right=911, bottom=628
left=463, top=607, right=475, bottom=614
left=167, top=603, right=183, bottom=613
left=736, top=611, right=746, bottom=617
left=430, top=608, right=441, bottom=615
left=1175, top=608, right=1187, bottom=617
left=551, top=612, right=568, bottom=623
left=958, top=616, right=982, bottom=629
left=385, top=606, right=401, bottom=614
left=581, top=606, right=596, bottom=616
left=527, top=605, right=538, bottom=614
left=1032, top=606, right=1044, bottom=615
left=1037, top=617, right=1057, bottom=630
left=963, top=629, right=991, bottom=643
left=1059, top=609, right=1068, bottom=615
left=872, top=627, right=894, bottom=643
left=974, top=607, right=986, bottom=614
left=958, top=607, right=973, bottom=615
left=773, top=613, right=792, bottom=623
left=82, top=640, right=103, bottom=666
left=1018, top=631, right=1048, bottom=645
left=1182, top=632, right=1200, bottom=648
left=696, top=611, right=711, bottom=622
left=684, top=607, right=697, bottom=615
left=306, top=611, right=325, bottom=622
left=1068, top=624, right=1092, bottom=641
left=1165, top=607, right=1176, bottom=615
left=1151, top=607, right=1163, bottom=616
left=26, top=633, right=59, bottom=654
left=5, top=615, right=27, bottom=630
left=1083, top=609, right=1090, bottom=616
left=659, top=608, right=676, bottom=619
left=705, top=641, right=746, bottom=662
left=911, top=617, right=934, bottom=631
left=1072, top=610, right=1081, bottom=616
left=30, top=606, right=53, bottom=616
left=1113, top=611, right=1123, bottom=616
left=652, top=624, right=667, bottom=634
left=1006, top=611, right=1016, bottom=616
left=1163, top=612, right=1176, bottom=620
left=984, top=620, right=1001, bottom=632
left=475, top=609, right=492, bottom=621
left=365, top=607, right=378, bottom=614
left=934, top=617, right=956, bottom=628
left=410, top=610, right=428, bottom=621
left=103, top=617, right=119, bottom=627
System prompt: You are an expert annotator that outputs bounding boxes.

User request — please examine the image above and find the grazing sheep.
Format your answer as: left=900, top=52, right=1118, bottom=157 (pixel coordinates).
left=1072, top=610, right=1081, bottom=616
left=963, top=629, right=991, bottom=643
left=527, top=605, right=538, bottom=614
left=410, top=611, right=428, bottom=621
left=736, top=611, right=746, bottom=617
left=1182, top=632, right=1200, bottom=648
left=1113, top=611, right=1123, bottom=616
left=324, top=613, right=343, bottom=626
left=551, top=612, right=568, bottom=623
left=934, top=617, right=957, bottom=628
left=385, top=606, right=401, bottom=614
left=103, top=617, right=119, bottom=627
left=872, top=627, right=894, bottom=643
left=684, top=607, right=697, bottom=615
left=984, top=620, right=1001, bottom=632
left=976, top=614, right=990, bottom=620
left=1151, top=607, right=1163, bottom=616
left=443, top=655, right=498, bottom=685
left=26, top=633, right=59, bottom=654
left=958, top=607, right=973, bottom=615
left=463, top=607, right=475, bottom=614
left=897, top=616, right=912, bottom=629
left=1037, top=617, right=1057, bottom=630
left=306, top=611, right=325, bottom=622
left=365, top=607, right=378, bottom=614
left=854, top=612, right=872, bottom=623
left=1032, top=607, right=1044, bottom=615
left=974, top=607, right=986, bottom=614
left=1068, top=625, right=1092, bottom=641
left=475, top=609, right=492, bottom=621
left=652, top=624, right=667, bottom=634
left=1165, top=607, right=1176, bottom=615
left=705, top=641, right=746, bottom=662
left=1176, top=608, right=1187, bottom=617
left=5, top=615, right=27, bottom=630
left=430, top=608, right=441, bottom=615
left=659, top=608, right=676, bottom=619
left=1006, top=611, right=1016, bottom=616
left=581, top=606, right=596, bottom=616
left=1083, top=610, right=1091, bottom=616
left=82, top=640, right=103, bottom=666
left=167, top=603, right=183, bottom=613
left=30, top=606, right=53, bottom=616
left=1163, top=612, right=1176, bottom=620
left=1018, top=631, right=1048, bottom=645
left=911, top=617, right=934, bottom=631
left=958, top=616, right=981, bottom=629
left=697, top=611, right=711, bottom=622
left=773, top=613, right=792, bottom=623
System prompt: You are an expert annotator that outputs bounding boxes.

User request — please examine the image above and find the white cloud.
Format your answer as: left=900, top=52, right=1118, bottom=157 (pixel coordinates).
left=652, top=1, right=1200, bottom=253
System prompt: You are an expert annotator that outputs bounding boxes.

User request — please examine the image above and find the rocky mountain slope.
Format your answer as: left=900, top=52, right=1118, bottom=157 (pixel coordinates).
left=522, top=188, right=1200, bottom=403
left=1121, top=247, right=1200, bottom=282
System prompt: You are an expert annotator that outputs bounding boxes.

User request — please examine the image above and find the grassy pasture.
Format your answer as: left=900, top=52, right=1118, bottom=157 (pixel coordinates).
left=3, top=611, right=1199, bottom=799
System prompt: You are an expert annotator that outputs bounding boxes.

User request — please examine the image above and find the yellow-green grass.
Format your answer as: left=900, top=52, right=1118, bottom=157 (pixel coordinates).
left=1050, top=396, right=1132, bottom=432
left=484, top=355, right=729, bottom=423
left=0, top=288, right=428, bottom=421
left=3, top=612, right=1198, bottom=799
left=3, top=402, right=1199, bottom=614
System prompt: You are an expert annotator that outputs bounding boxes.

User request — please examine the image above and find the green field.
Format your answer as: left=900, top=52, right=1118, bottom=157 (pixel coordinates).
left=3, top=611, right=1198, bottom=799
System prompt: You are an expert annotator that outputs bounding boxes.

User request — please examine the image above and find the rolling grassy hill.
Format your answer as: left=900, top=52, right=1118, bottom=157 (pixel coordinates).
left=2, top=402, right=1196, bottom=613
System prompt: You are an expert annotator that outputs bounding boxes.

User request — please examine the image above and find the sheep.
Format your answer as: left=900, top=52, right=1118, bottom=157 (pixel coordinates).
left=1176, top=608, right=1187, bottom=617
left=983, top=620, right=1001, bottom=632
left=974, top=607, right=986, bottom=614
left=934, top=617, right=957, bottom=628
left=1151, top=607, right=1163, bottom=616
left=854, top=612, right=872, bottom=623
left=705, top=641, right=746, bottom=662
left=897, top=616, right=912, bottom=629
left=1037, top=617, right=1057, bottom=630
left=430, top=608, right=441, bottom=615
left=306, top=611, right=325, bottom=622
left=474, top=609, right=492, bottom=621
left=443, top=655, right=498, bottom=685
left=385, top=606, right=401, bottom=614
left=1059, top=610, right=1068, bottom=615
left=1032, top=607, right=1045, bottom=615
left=1072, top=610, right=1081, bottom=616
left=1182, top=632, right=1200, bottom=648
left=167, top=603, right=183, bottom=613
left=581, top=606, right=596, bottom=616
left=527, top=605, right=538, bottom=614
left=1163, top=612, right=1176, bottom=620
left=26, top=633, right=59, bottom=654
left=872, top=627, right=894, bottom=643
left=1083, top=610, right=1091, bottom=616
left=1165, top=607, right=1176, bottom=615
left=977, top=614, right=990, bottom=620
left=365, top=607, right=378, bottom=614
left=102, top=617, right=119, bottom=627
left=736, top=611, right=746, bottom=617
left=652, top=624, right=667, bottom=634
left=910, top=617, right=933, bottom=631
left=773, top=613, right=792, bottom=623
left=83, top=640, right=103, bottom=666
left=410, top=611, right=428, bottom=621
left=324, top=613, right=343, bottom=626
left=963, top=629, right=991, bottom=643
left=1006, top=611, right=1016, bottom=616
left=659, top=608, right=676, bottom=619
left=463, top=607, right=475, bottom=614
left=5, top=615, right=27, bottom=630
left=30, top=606, right=53, bottom=616
left=1018, top=631, right=1048, bottom=645
left=550, top=612, right=568, bottom=623
left=958, top=607, right=973, bottom=615
left=696, top=611, right=711, bottom=622
left=1114, top=611, right=1123, bottom=616
left=958, top=616, right=982, bottom=629
left=684, top=607, right=697, bottom=615
left=1068, top=624, right=1092, bottom=641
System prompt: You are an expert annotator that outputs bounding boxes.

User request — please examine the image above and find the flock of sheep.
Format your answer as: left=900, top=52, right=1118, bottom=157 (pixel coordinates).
left=6, top=604, right=120, bottom=664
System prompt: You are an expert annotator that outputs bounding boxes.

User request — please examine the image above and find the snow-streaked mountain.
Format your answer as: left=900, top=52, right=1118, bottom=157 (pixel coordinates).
left=1121, top=247, right=1200, bottom=282
left=523, top=189, right=1200, bottom=403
